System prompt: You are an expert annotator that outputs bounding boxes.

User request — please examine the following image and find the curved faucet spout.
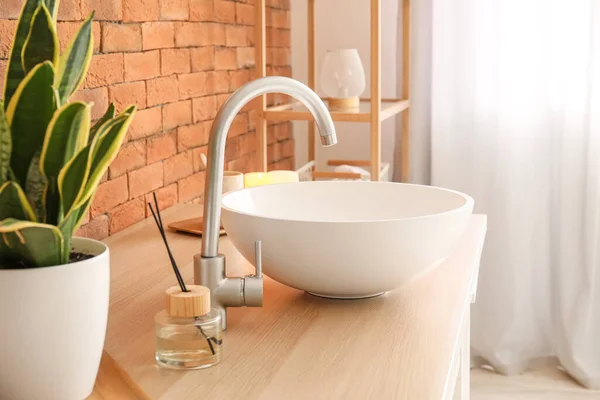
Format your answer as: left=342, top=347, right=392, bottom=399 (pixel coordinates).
left=201, top=76, right=337, bottom=258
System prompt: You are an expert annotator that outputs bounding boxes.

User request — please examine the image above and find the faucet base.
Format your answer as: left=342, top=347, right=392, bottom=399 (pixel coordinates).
left=193, top=251, right=264, bottom=329
left=194, top=253, right=244, bottom=330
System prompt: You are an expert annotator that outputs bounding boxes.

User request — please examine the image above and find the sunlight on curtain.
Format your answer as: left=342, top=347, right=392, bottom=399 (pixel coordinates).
left=429, top=0, right=600, bottom=389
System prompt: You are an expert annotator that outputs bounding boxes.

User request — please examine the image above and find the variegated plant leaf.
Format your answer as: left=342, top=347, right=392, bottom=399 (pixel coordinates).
left=24, top=151, right=47, bottom=222
left=2, top=0, right=43, bottom=107
left=56, top=140, right=94, bottom=220
left=0, top=218, right=64, bottom=268
left=57, top=197, right=88, bottom=261
left=0, top=181, right=36, bottom=221
left=6, top=61, right=57, bottom=188
left=21, top=3, right=58, bottom=74
left=39, top=102, right=90, bottom=223
left=44, top=0, right=59, bottom=20
left=0, top=102, right=11, bottom=184
left=55, top=12, right=94, bottom=104
left=58, top=122, right=102, bottom=238
left=89, top=103, right=115, bottom=143
left=60, top=195, right=91, bottom=237
left=56, top=129, right=99, bottom=251
left=75, top=109, right=136, bottom=208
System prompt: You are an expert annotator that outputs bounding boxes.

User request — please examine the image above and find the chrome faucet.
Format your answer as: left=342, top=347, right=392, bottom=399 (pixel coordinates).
left=194, top=76, right=338, bottom=329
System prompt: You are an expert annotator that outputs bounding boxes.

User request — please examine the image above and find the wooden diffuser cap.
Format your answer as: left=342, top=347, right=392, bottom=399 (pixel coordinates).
left=165, top=285, right=211, bottom=317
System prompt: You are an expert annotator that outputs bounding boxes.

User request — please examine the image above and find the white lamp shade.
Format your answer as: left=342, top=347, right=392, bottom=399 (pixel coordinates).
left=320, top=49, right=366, bottom=99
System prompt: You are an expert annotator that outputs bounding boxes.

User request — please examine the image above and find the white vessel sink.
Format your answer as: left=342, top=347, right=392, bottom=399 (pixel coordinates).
left=221, top=181, right=474, bottom=298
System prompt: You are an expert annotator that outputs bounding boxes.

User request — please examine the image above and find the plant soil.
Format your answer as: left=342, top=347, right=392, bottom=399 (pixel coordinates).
left=70, top=252, right=94, bottom=263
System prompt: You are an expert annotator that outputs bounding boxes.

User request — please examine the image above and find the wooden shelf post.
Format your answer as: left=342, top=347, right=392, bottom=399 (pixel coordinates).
left=256, top=0, right=268, bottom=171
left=400, top=0, right=411, bottom=182
left=307, top=0, right=317, bottom=165
left=370, top=0, right=382, bottom=181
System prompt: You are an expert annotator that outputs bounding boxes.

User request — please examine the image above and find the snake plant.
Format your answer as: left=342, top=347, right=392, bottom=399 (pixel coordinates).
left=0, top=0, right=136, bottom=268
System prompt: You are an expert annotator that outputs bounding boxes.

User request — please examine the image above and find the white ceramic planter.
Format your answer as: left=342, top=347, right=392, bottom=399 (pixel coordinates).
left=0, top=237, right=109, bottom=400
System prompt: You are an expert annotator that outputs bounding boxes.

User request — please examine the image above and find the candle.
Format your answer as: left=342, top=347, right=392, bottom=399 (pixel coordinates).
left=268, top=170, right=300, bottom=184
left=222, top=171, right=244, bottom=193
left=244, top=172, right=272, bottom=188
left=243, top=171, right=300, bottom=188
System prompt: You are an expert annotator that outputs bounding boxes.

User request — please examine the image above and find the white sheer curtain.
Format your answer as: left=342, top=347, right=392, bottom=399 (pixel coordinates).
left=398, top=0, right=600, bottom=389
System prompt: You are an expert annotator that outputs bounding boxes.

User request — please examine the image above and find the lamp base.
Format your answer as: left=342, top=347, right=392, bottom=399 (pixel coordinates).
left=327, top=97, right=360, bottom=111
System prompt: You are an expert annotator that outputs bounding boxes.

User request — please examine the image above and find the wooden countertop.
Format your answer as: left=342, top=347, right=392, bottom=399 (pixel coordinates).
left=96, top=204, right=487, bottom=400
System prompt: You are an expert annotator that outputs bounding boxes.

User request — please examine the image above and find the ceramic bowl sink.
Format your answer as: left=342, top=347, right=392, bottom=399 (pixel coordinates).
left=221, top=181, right=474, bottom=298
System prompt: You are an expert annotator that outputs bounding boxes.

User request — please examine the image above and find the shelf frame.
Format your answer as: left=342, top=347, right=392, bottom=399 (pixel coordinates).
left=370, top=0, right=382, bottom=180
left=255, top=0, right=411, bottom=181
left=263, top=98, right=409, bottom=123
left=308, top=0, right=317, bottom=163
left=400, top=0, right=411, bottom=182
left=256, top=0, right=268, bottom=171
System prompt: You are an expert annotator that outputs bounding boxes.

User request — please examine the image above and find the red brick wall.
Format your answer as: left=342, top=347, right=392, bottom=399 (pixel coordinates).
left=0, top=0, right=293, bottom=239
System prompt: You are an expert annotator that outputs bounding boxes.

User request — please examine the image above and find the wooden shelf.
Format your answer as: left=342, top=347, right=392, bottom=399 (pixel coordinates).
left=255, top=0, right=411, bottom=181
left=264, top=98, right=409, bottom=123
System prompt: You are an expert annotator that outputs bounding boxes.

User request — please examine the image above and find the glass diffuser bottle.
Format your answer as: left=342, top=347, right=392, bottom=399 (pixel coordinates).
left=155, top=285, right=222, bottom=370
left=320, top=49, right=366, bottom=111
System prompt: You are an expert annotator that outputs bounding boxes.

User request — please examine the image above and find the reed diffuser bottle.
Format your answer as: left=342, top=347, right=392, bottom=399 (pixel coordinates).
left=147, top=192, right=222, bottom=370
left=155, top=285, right=223, bottom=369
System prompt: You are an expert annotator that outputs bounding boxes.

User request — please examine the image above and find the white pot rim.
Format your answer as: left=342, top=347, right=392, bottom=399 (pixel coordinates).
left=0, top=237, right=108, bottom=273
